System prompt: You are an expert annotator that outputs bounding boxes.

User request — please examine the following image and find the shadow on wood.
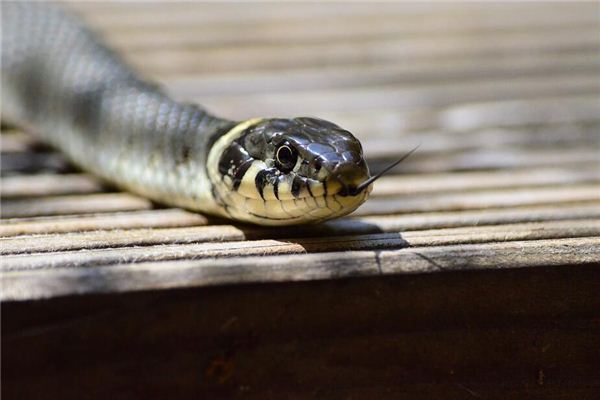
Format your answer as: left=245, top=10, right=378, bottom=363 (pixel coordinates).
left=3, top=264, right=600, bottom=399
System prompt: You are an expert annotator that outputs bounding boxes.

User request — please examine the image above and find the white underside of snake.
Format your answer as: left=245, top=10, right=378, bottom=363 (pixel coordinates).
left=2, top=3, right=377, bottom=226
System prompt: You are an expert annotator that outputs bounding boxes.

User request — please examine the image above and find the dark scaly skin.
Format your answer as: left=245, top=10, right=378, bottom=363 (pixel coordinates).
left=1, top=3, right=372, bottom=225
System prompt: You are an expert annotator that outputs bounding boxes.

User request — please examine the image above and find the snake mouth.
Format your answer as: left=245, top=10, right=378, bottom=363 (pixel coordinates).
left=328, top=170, right=371, bottom=197
left=337, top=185, right=366, bottom=197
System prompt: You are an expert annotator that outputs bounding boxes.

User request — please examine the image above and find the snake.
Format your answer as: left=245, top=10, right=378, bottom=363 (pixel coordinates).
left=1, top=3, right=394, bottom=226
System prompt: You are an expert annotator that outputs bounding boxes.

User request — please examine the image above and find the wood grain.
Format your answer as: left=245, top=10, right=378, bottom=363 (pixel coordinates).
left=2, top=237, right=598, bottom=300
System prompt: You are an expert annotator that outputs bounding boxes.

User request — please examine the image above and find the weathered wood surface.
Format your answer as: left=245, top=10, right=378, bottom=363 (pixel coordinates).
left=1, top=0, right=598, bottom=299
left=2, top=2, right=600, bottom=398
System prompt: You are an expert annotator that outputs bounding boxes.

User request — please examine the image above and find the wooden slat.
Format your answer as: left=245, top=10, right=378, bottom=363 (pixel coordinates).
left=356, top=184, right=600, bottom=215
left=1, top=174, right=105, bottom=198
left=3, top=220, right=599, bottom=271
left=126, top=30, right=599, bottom=75
left=0, top=209, right=208, bottom=237
left=164, top=55, right=600, bottom=96
left=371, top=166, right=600, bottom=196
left=75, top=3, right=595, bottom=33
left=366, top=148, right=599, bottom=173
left=72, top=2, right=452, bottom=27
left=1, top=193, right=153, bottom=218
left=196, top=74, right=600, bottom=118
left=73, top=3, right=591, bottom=29
left=327, top=96, right=600, bottom=135
left=1, top=219, right=597, bottom=257
left=1, top=131, right=40, bottom=153
left=99, top=13, right=599, bottom=51
left=1, top=202, right=598, bottom=239
left=2, top=2, right=598, bottom=300
left=2, top=237, right=598, bottom=300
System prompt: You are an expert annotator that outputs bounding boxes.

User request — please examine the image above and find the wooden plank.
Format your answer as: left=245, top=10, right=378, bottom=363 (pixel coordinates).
left=435, top=96, right=600, bottom=131
left=72, top=2, right=446, bottom=27
left=2, top=237, right=598, bottom=300
left=371, top=166, right=600, bottom=196
left=75, top=2, right=595, bottom=27
left=2, top=202, right=598, bottom=239
left=3, top=221, right=599, bottom=271
left=0, top=193, right=153, bottom=219
left=339, top=203, right=600, bottom=233
left=362, top=129, right=599, bottom=165
left=3, top=263, right=599, bottom=399
left=125, top=30, right=599, bottom=75
left=355, top=184, right=600, bottom=215
left=73, top=2, right=588, bottom=28
left=1, top=174, right=105, bottom=198
left=1, top=218, right=597, bottom=257
left=0, top=225, right=246, bottom=255
left=366, top=148, right=599, bottom=173
left=98, top=13, right=599, bottom=50
left=2, top=263, right=599, bottom=399
left=327, top=96, right=600, bottom=136
left=195, top=74, right=600, bottom=118
left=163, top=54, right=600, bottom=95
left=0, top=209, right=208, bottom=237
left=0, top=131, right=40, bottom=153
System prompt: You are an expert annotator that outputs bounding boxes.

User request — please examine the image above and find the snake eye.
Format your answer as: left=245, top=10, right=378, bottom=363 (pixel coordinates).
left=275, top=143, right=298, bottom=173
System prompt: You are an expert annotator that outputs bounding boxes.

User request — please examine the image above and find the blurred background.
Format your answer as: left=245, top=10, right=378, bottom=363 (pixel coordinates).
left=68, top=1, right=600, bottom=177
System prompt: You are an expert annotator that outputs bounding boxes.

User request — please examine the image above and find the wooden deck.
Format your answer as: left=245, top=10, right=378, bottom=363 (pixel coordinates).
left=2, top=2, right=600, bottom=398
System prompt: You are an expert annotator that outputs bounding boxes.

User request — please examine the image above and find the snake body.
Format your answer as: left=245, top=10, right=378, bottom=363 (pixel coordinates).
left=1, top=3, right=372, bottom=225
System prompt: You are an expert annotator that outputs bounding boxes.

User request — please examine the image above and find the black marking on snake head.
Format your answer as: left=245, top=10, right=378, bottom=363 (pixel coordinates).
left=273, top=177, right=280, bottom=200
left=231, top=160, right=253, bottom=191
left=291, top=175, right=304, bottom=198
left=306, top=181, right=314, bottom=197
left=255, top=170, right=268, bottom=200
left=254, top=168, right=279, bottom=200
left=218, top=142, right=253, bottom=189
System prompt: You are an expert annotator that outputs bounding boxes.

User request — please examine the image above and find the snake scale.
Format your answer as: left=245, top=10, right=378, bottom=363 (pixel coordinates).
left=1, top=3, right=379, bottom=226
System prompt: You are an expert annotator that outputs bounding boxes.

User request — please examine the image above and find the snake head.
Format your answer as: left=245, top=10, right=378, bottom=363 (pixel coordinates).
left=207, top=117, right=372, bottom=225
